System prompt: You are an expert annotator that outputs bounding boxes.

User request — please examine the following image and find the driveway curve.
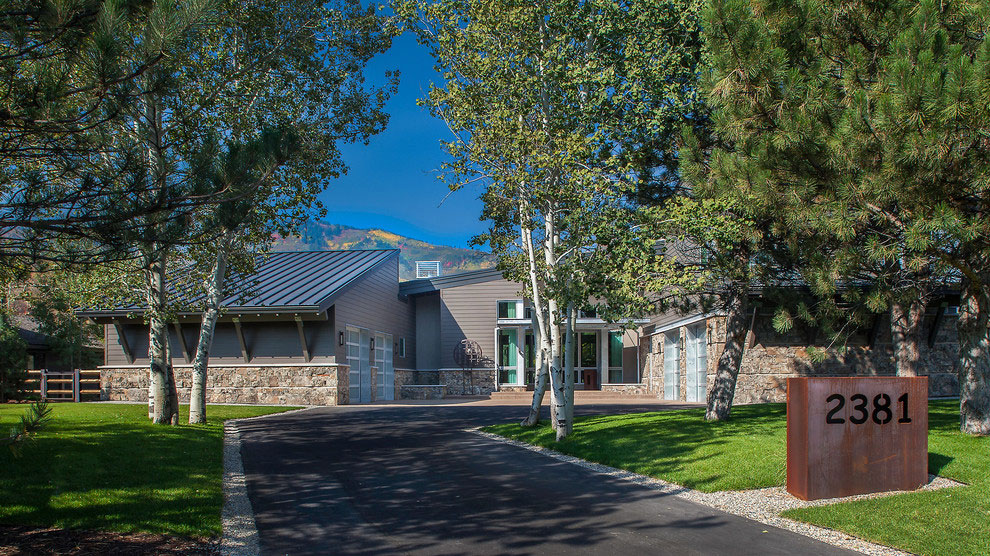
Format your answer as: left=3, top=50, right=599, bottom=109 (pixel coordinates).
left=237, top=400, right=854, bottom=555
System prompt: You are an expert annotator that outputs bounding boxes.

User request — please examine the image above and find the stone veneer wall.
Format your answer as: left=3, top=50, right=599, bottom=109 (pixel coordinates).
left=600, top=383, right=650, bottom=395
left=395, top=368, right=495, bottom=396
left=640, top=310, right=961, bottom=404
left=101, top=365, right=349, bottom=406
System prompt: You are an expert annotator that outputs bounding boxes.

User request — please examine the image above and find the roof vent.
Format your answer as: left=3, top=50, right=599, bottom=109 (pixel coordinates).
left=416, top=261, right=441, bottom=279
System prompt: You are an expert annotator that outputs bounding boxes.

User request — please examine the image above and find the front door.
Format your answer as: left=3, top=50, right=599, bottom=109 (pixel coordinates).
left=581, top=368, right=598, bottom=390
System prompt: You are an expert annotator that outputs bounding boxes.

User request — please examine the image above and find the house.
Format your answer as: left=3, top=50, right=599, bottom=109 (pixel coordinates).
left=637, top=299, right=961, bottom=404
left=80, top=249, right=961, bottom=405
left=397, top=268, right=647, bottom=398
left=78, top=250, right=415, bottom=405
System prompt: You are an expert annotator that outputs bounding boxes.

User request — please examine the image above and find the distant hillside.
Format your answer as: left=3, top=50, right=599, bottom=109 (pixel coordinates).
left=274, top=221, right=496, bottom=280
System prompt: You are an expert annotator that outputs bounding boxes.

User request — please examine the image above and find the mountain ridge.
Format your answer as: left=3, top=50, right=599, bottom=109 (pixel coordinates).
left=273, top=220, right=496, bottom=280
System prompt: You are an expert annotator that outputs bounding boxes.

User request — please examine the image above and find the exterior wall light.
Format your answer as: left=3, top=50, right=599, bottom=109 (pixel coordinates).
left=339, top=331, right=345, bottom=346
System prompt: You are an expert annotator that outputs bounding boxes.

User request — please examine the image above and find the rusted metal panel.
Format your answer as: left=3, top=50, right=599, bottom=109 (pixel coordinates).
left=787, top=377, right=928, bottom=501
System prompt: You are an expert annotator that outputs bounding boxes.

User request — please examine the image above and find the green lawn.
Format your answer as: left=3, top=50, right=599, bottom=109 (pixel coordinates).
left=0, top=403, right=299, bottom=538
left=484, top=399, right=988, bottom=556
left=484, top=403, right=789, bottom=492
left=784, top=400, right=990, bottom=556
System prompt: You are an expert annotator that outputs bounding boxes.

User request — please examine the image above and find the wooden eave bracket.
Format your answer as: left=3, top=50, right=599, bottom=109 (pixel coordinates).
left=173, top=322, right=192, bottom=364
left=232, top=317, right=250, bottom=363
left=112, top=319, right=135, bottom=364
left=928, top=304, right=947, bottom=348
left=295, top=316, right=311, bottom=363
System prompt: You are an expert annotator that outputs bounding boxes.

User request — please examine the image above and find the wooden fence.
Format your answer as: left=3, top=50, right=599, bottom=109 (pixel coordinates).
left=23, top=369, right=101, bottom=402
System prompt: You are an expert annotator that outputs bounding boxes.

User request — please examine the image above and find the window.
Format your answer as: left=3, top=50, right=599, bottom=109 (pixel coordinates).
left=498, top=329, right=518, bottom=383
left=396, top=337, right=406, bottom=358
left=497, top=300, right=520, bottom=319
left=608, top=331, right=623, bottom=383
left=663, top=332, right=680, bottom=400
left=524, top=306, right=534, bottom=320
left=579, top=332, right=597, bottom=368
left=525, top=333, right=535, bottom=368
left=578, top=308, right=598, bottom=319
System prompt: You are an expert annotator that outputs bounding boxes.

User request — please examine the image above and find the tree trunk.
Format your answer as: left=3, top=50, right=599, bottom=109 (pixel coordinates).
left=145, top=248, right=179, bottom=425
left=890, top=297, right=924, bottom=377
left=189, top=230, right=235, bottom=424
left=562, top=302, right=576, bottom=434
left=705, top=282, right=747, bottom=421
left=522, top=312, right=548, bottom=426
left=548, top=300, right=568, bottom=438
left=958, top=276, right=990, bottom=435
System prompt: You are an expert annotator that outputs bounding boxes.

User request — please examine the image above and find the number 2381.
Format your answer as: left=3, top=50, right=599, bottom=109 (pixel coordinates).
left=825, top=393, right=912, bottom=425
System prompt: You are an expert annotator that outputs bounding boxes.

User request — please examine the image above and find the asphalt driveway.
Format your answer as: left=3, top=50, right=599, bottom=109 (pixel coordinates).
left=237, top=400, right=855, bottom=555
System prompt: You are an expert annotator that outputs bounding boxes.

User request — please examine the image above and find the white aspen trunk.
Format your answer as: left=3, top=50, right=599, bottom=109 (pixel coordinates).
left=522, top=310, right=549, bottom=426
left=520, top=197, right=552, bottom=426
left=539, top=207, right=569, bottom=440
left=145, top=247, right=179, bottom=425
left=189, top=229, right=236, bottom=424
left=562, top=302, right=576, bottom=436
left=547, top=299, right=567, bottom=439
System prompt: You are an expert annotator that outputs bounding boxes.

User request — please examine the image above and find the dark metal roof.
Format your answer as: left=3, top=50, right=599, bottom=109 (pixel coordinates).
left=400, top=267, right=506, bottom=296
left=78, top=249, right=398, bottom=317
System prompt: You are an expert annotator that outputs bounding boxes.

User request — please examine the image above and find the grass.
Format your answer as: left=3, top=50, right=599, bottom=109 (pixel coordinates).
left=783, top=400, right=990, bottom=556
left=484, top=399, right=988, bottom=556
left=0, top=402, right=299, bottom=538
left=485, top=403, right=789, bottom=492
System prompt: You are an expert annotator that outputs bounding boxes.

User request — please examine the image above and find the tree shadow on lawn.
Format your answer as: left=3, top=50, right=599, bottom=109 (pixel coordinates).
left=498, top=404, right=789, bottom=492
left=0, top=423, right=225, bottom=536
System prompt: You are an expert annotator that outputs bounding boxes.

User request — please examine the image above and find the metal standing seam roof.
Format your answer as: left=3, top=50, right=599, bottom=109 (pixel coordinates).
left=399, top=267, right=505, bottom=296
left=77, top=249, right=398, bottom=317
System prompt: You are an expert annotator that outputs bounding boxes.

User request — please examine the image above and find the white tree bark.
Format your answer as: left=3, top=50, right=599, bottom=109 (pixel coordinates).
left=520, top=198, right=551, bottom=426
left=522, top=311, right=549, bottom=426
left=562, top=302, right=576, bottom=436
left=189, top=229, right=236, bottom=424
left=145, top=248, right=179, bottom=425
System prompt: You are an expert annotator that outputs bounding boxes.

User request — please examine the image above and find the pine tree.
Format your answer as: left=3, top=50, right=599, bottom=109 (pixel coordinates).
left=696, top=0, right=990, bottom=434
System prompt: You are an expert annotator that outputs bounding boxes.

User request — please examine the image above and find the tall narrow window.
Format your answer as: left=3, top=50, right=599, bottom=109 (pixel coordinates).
left=608, top=331, right=623, bottom=383
left=663, top=331, right=680, bottom=400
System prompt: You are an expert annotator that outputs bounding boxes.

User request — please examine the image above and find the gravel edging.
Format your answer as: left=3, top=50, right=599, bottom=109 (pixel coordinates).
left=221, top=407, right=316, bottom=556
left=471, top=428, right=964, bottom=556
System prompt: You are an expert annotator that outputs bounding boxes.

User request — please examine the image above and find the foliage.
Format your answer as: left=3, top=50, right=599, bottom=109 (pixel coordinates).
left=0, top=0, right=222, bottom=265
left=0, top=403, right=298, bottom=536
left=0, top=318, right=28, bottom=403
left=27, top=275, right=107, bottom=370
left=3, top=402, right=51, bottom=457
left=401, top=0, right=711, bottom=436
left=695, top=0, right=990, bottom=431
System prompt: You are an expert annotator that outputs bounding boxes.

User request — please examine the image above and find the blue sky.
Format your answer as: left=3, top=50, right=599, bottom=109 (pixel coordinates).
left=318, top=33, right=488, bottom=249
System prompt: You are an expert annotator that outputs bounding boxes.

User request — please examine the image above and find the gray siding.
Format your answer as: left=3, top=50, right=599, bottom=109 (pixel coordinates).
left=333, top=256, right=416, bottom=369
left=415, top=292, right=441, bottom=370
left=103, top=317, right=335, bottom=366
left=439, top=278, right=524, bottom=369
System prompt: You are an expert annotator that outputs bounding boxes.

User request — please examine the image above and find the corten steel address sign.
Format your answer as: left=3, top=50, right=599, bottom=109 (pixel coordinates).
left=786, top=377, right=929, bottom=501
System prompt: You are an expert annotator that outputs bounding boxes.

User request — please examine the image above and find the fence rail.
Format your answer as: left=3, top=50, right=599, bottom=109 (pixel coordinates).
left=23, top=369, right=101, bottom=402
